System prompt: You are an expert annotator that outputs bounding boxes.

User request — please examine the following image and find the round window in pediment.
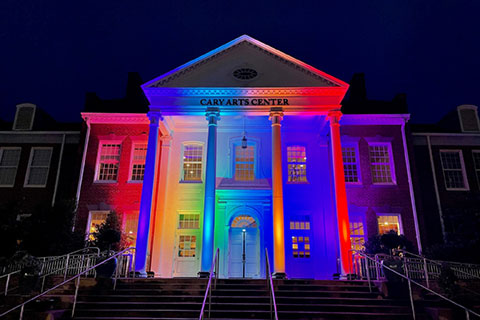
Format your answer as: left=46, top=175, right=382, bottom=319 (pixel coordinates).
left=233, top=68, right=258, bottom=80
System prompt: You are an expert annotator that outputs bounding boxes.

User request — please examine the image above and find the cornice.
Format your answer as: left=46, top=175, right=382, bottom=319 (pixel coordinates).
left=340, top=114, right=410, bottom=126
left=143, top=87, right=346, bottom=97
left=81, top=113, right=149, bottom=124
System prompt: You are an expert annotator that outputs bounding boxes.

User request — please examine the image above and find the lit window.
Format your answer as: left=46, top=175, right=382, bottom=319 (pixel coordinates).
left=342, top=146, right=359, bottom=183
left=350, top=220, right=365, bottom=251
left=182, top=144, right=203, bottom=181
left=231, top=214, right=257, bottom=228
left=235, top=145, right=255, bottom=181
left=178, top=214, right=200, bottom=229
left=369, top=144, right=395, bottom=184
left=290, top=217, right=311, bottom=230
left=130, top=143, right=147, bottom=181
left=440, top=151, right=468, bottom=190
left=287, top=146, right=307, bottom=182
left=25, top=148, right=52, bottom=187
left=377, top=215, right=402, bottom=235
left=88, top=211, right=109, bottom=240
left=97, top=143, right=121, bottom=181
left=124, top=212, right=139, bottom=246
left=0, top=148, right=21, bottom=187
left=473, top=151, right=480, bottom=189
left=178, top=235, right=196, bottom=257
left=292, top=236, right=310, bottom=258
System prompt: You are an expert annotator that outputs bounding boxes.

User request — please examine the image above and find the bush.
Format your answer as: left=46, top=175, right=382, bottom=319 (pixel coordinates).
left=89, top=212, right=126, bottom=252
left=365, top=231, right=415, bottom=255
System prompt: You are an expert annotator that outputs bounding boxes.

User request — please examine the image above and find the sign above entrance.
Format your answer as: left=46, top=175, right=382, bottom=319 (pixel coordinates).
left=200, top=98, right=289, bottom=107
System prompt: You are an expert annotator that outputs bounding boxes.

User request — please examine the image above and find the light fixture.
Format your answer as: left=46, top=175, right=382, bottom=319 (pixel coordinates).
left=241, top=116, right=248, bottom=149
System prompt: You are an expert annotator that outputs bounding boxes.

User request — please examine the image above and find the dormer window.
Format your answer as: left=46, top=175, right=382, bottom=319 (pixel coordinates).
left=458, top=105, right=480, bottom=132
left=13, top=103, right=36, bottom=131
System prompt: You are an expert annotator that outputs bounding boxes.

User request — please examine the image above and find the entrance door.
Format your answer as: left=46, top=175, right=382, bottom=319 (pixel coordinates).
left=228, top=215, right=260, bottom=278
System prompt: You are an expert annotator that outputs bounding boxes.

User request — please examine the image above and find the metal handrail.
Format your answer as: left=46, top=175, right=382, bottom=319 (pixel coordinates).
left=265, top=248, right=278, bottom=320
left=352, top=250, right=480, bottom=320
left=199, top=248, right=220, bottom=320
left=0, top=270, right=21, bottom=296
left=0, top=247, right=135, bottom=320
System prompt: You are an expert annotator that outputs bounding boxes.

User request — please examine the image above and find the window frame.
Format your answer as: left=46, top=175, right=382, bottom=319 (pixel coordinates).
left=13, top=104, right=36, bottom=131
left=177, top=212, right=201, bottom=230
left=94, top=141, right=123, bottom=183
left=233, top=144, right=256, bottom=181
left=286, top=144, right=308, bottom=184
left=377, top=214, right=403, bottom=235
left=457, top=105, right=480, bottom=133
left=180, top=142, right=204, bottom=183
left=472, top=150, right=480, bottom=190
left=128, top=142, right=148, bottom=183
left=0, top=147, right=21, bottom=188
left=24, top=147, right=53, bottom=188
left=349, top=216, right=366, bottom=251
left=368, top=142, right=396, bottom=185
left=342, top=144, right=362, bottom=185
left=86, top=210, right=110, bottom=240
left=439, top=149, right=469, bottom=191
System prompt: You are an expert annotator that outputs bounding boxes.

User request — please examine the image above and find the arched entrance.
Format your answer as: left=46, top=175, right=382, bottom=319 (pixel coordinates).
left=228, top=214, right=260, bottom=278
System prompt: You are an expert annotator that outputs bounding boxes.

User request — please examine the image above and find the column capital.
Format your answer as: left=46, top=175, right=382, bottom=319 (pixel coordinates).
left=206, top=108, right=220, bottom=125
left=147, top=112, right=163, bottom=125
left=327, top=110, right=343, bottom=126
left=269, top=109, right=284, bottom=125
left=160, top=135, right=173, bottom=147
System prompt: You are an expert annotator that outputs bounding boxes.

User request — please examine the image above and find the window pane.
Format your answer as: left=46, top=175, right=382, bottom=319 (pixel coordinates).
left=131, top=144, right=147, bottom=181
left=369, top=145, right=393, bottom=183
left=342, top=147, right=359, bottom=183
left=0, top=148, right=21, bottom=185
left=26, top=148, right=52, bottom=186
left=98, top=144, right=121, bottom=181
left=440, top=151, right=466, bottom=189
left=287, top=146, right=307, bottom=182
left=183, top=144, right=203, bottom=181
left=178, top=214, right=200, bottom=229
left=378, top=215, right=401, bottom=235
left=235, top=146, right=255, bottom=181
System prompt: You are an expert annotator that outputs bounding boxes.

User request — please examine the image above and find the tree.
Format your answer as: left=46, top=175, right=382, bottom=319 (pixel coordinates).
left=365, top=231, right=415, bottom=255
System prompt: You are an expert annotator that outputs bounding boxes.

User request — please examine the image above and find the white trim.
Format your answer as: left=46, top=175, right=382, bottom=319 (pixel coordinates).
left=75, top=120, right=91, bottom=209
left=439, top=149, right=470, bottom=191
left=94, top=140, right=123, bottom=183
left=472, top=150, right=480, bottom=190
left=426, top=136, right=447, bottom=241
left=367, top=142, right=397, bottom=185
left=51, top=134, right=66, bottom=206
left=401, top=123, right=422, bottom=253
left=179, top=141, right=205, bottom=183
left=24, top=147, right=53, bottom=188
left=0, top=147, right=21, bottom=187
left=340, top=114, right=410, bottom=126
left=457, top=105, right=480, bottom=133
left=13, top=104, right=36, bottom=131
left=377, top=213, right=404, bottom=235
left=81, top=113, right=149, bottom=124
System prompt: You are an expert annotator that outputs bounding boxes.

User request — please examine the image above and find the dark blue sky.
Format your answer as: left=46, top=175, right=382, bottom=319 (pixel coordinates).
left=1, top=0, right=479, bottom=123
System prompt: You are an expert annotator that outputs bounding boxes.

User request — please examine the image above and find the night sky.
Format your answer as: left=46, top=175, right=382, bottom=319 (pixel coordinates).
left=1, top=0, right=479, bottom=123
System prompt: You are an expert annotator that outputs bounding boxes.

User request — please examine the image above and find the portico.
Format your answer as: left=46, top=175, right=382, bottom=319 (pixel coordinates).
left=134, top=35, right=353, bottom=278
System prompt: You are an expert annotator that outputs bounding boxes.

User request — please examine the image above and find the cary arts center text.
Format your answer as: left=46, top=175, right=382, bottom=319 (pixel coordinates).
left=200, top=98, right=289, bottom=106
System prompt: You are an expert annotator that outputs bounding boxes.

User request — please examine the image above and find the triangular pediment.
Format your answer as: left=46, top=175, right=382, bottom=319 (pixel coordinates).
left=143, top=35, right=347, bottom=88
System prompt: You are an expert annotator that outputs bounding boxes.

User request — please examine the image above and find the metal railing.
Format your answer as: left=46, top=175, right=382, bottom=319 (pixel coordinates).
left=265, top=248, right=278, bottom=320
left=352, top=250, right=480, bottom=320
left=0, top=247, right=135, bottom=320
left=199, top=248, right=220, bottom=320
left=0, top=270, right=21, bottom=296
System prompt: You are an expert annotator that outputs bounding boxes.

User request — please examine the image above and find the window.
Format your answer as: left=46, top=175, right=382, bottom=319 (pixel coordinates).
left=13, top=103, right=36, bottom=131
left=350, top=221, right=365, bottom=251
left=124, top=212, right=139, bottom=247
left=292, top=236, right=310, bottom=258
left=377, top=215, right=402, bottom=235
left=342, top=146, right=360, bottom=183
left=290, top=217, right=311, bottom=230
left=287, top=146, right=307, bottom=182
left=473, top=151, right=480, bottom=188
left=130, top=143, right=147, bottom=181
left=0, top=148, right=21, bottom=187
left=96, top=143, right=121, bottom=182
left=235, top=145, right=255, bottom=181
left=182, top=144, right=203, bottom=182
left=25, top=147, right=52, bottom=187
left=458, top=105, right=480, bottom=132
left=440, top=150, right=468, bottom=190
left=87, top=211, right=109, bottom=240
left=231, top=214, right=257, bottom=228
left=178, top=235, right=196, bottom=257
left=178, top=213, right=200, bottom=229
left=369, top=144, right=395, bottom=184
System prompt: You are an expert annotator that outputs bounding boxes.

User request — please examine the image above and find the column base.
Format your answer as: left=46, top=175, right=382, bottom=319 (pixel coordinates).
left=198, top=271, right=211, bottom=278
left=272, top=272, right=287, bottom=279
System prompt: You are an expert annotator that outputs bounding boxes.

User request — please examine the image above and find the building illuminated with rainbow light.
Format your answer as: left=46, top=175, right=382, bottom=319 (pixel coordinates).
left=76, top=35, right=421, bottom=279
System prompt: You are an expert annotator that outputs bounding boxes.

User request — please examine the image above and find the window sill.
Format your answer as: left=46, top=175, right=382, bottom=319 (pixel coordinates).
left=127, top=180, right=143, bottom=184
left=286, top=181, right=309, bottom=185
left=23, top=184, right=47, bottom=188
left=445, top=188, right=470, bottom=191
left=93, top=180, right=118, bottom=184
left=179, top=180, right=203, bottom=184
left=346, top=182, right=363, bottom=186
left=371, top=183, right=397, bottom=187
left=0, top=185, right=14, bottom=188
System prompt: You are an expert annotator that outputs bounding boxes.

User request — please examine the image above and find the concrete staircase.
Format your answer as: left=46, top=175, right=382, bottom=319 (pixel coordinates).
left=72, top=278, right=421, bottom=320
